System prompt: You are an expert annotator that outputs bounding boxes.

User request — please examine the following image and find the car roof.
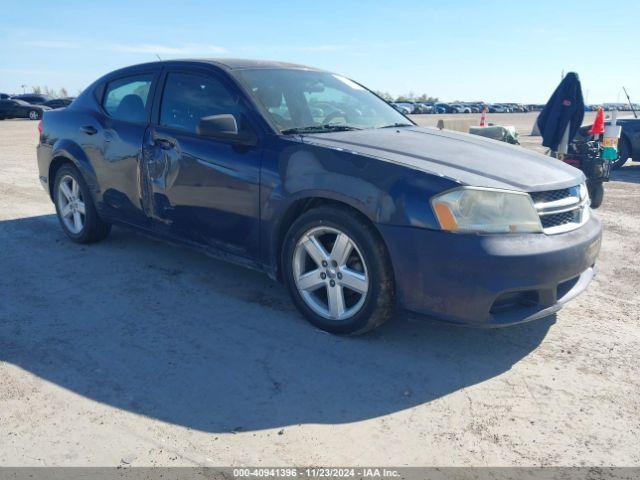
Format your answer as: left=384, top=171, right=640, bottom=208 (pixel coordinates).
left=121, top=58, right=323, bottom=72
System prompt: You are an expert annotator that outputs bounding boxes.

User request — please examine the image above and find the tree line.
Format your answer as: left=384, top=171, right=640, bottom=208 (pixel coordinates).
left=28, top=86, right=74, bottom=98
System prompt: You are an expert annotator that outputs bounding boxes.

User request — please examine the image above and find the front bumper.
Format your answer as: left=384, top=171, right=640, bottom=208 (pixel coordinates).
left=378, top=215, right=602, bottom=326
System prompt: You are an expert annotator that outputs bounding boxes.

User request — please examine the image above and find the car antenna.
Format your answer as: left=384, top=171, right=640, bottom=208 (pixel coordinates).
left=623, top=87, right=637, bottom=118
left=155, top=54, right=162, bottom=61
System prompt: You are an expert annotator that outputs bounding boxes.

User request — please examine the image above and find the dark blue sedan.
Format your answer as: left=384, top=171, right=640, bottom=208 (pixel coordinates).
left=37, top=59, right=602, bottom=334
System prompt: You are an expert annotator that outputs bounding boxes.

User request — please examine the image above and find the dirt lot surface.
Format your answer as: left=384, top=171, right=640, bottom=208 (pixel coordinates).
left=1, top=113, right=639, bottom=466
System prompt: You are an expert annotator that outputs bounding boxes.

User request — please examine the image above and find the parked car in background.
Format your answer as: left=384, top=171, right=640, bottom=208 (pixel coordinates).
left=410, top=103, right=433, bottom=114
left=397, top=102, right=419, bottom=114
left=390, top=102, right=412, bottom=115
left=11, top=94, right=53, bottom=105
left=418, top=102, right=435, bottom=114
left=451, top=103, right=471, bottom=113
left=0, top=98, right=50, bottom=120
left=506, top=103, right=528, bottom=113
left=576, top=117, right=640, bottom=169
left=37, top=59, right=601, bottom=335
left=43, top=97, right=75, bottom=109
left=436, top=103, right=458, bottom=113
left=395, top=102, right=416, bottom=114
left=489, top=104, right=509, bottom=113
left=0, top=93, right=10, bottom=100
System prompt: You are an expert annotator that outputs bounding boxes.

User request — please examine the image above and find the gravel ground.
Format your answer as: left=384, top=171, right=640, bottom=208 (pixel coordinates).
left=0, top=114, right=639, bottom=467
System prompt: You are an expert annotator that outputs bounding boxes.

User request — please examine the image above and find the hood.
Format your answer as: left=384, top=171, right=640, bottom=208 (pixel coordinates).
left=301, top=126, right=584, bottom=192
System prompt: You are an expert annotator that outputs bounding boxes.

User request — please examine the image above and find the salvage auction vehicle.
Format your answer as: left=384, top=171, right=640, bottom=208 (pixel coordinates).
left=37, top=59, right=602, bottom=334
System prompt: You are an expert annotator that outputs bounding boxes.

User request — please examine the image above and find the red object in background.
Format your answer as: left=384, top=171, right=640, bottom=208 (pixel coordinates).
left=480, top=108, right=487, bottom=127
left=589, top=107, right=605, bottom=135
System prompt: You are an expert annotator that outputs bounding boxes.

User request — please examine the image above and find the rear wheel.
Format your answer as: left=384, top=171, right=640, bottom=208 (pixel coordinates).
left=588, top=180, right=604, bottom=209
left=612, top=136, right=631, bottom=169
left=53, top=164, right=111, bottom=243
left=28, top=110, right=40, bottom=120
left=282, top=206, right=395, bottom=335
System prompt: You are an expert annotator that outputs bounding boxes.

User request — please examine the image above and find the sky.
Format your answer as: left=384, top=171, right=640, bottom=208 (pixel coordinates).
left=1, top=0, right=639, bottom=103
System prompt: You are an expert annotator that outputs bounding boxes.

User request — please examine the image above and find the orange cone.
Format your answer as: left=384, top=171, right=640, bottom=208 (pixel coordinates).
left=480, top=108, right=488, bottom=127
left=589, top=107, right=605, bottom=136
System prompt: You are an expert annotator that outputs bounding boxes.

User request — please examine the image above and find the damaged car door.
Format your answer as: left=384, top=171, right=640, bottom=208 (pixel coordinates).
left=98, top=71, right=158, bottom=226
left=142, top=68, right=261, bottom=260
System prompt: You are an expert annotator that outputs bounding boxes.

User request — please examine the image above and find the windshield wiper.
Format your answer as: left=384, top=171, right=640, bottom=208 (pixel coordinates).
left=379, top=123, right=413, bottom=128
left=281, top=124, right=362, bottom=135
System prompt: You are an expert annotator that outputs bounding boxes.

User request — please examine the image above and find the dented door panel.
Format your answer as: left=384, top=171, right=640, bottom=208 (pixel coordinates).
left=141, top=127, right=261, bottom=259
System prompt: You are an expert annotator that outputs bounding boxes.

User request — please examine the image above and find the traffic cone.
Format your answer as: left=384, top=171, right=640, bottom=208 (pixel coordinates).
left=480, top=108, right=487, bottom=127
left=589, top=107, right=605, bottom=136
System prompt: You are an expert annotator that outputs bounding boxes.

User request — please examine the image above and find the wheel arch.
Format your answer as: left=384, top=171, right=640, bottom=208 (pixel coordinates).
left=270, top=195, right=394, bottom=283
left=48, top=140, right=99, bottom=200
left=48, top=156, right=76, bottom=198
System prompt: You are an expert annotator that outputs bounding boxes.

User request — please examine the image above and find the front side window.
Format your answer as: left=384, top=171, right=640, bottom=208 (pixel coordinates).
left=103, top=74, right=153, bottom=122
left=159, top=71, right=244, bottom=135
left=234, top=68, right=410, bottom=133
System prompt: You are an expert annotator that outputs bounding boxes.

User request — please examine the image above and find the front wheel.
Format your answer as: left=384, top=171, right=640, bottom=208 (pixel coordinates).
left=282, top=206, right=395, bottom=335
left=588, top=180, right=604, bottom=209
left=53, top=164, right=111, bottom=243
left=28, top=110, right=40, bottom=120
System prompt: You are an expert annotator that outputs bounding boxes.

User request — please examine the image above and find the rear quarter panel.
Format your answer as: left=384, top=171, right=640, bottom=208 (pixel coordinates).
left=38, top=107, right=102, bottom=201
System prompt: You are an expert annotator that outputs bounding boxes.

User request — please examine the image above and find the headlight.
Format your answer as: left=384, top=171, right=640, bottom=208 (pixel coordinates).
left=431, top=187, right=542, bottom=233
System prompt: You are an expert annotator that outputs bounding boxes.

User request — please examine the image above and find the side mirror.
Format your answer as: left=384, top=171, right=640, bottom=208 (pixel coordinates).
left=197, top=114, right=257, bottom=146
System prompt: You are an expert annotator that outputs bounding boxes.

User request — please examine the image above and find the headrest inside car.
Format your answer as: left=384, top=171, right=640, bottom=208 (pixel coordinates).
left=255, top=86, right=283, bottom=109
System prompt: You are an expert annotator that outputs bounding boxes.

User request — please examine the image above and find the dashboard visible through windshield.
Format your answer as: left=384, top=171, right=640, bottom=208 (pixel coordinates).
left=234, top=68, right=412, bottom=134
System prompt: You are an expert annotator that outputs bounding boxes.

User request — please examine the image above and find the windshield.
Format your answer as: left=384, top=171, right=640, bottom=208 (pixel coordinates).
left=234, top=68, right=412, bottom=134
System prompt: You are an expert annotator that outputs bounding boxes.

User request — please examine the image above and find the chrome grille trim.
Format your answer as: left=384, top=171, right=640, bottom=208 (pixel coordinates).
left=531, top=184, right=590, bottom=234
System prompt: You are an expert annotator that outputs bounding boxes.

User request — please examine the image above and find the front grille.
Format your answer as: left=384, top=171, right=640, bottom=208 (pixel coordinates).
left=530, top=188, right=573, bottom=204
left=540, top=210, right=581, bottom=229
left=531, top=185, right=588, bottom=234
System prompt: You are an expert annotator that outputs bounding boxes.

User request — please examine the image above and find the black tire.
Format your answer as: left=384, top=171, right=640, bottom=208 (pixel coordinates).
left=53, top=164, right=111, bottom=243
left=612, top=136, right=631, bottom=169
left=28, top=110, right=41, bottom=120
left=588, top=180, right=604, bottom=209
left=282, top=205, right=395, bottom=335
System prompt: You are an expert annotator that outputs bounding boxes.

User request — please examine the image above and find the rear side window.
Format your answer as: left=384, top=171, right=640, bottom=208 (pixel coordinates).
left=103, top=74, right=153, bottom=122
left=159, top=72, right=242, bottom=135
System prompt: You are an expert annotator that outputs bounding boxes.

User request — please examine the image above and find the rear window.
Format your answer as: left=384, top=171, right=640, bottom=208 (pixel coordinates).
left=102, top=74, right=153, bottom=122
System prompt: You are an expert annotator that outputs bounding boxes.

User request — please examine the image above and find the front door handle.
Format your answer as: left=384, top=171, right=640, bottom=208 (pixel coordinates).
left=155, top=138, right=175, bottom=150
left=80, top=125, right=98, bottom=135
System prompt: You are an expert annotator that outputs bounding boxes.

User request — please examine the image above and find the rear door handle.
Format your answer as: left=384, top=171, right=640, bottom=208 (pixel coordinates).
left=80, top=125, right=98, bottom=135
left=155, top=138, right=175, bottom=150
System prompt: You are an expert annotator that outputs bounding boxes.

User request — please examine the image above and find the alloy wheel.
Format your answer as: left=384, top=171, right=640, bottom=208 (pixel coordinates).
left=29, top=110, right=39, bottom=120
left=292, top=226, right=369, bottom=320
left=57, top=174, right=86, bottom=234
